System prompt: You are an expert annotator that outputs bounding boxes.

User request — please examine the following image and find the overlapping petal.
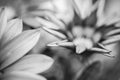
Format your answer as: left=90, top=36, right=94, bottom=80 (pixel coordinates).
left=1, top=19, right=23, bottom=46
left=0, top=8, right=7, bottom=40
left=5, top=54, right=54, bottom=74
left=97, top=0, right=120, bottom=26
left=1, top=71, right=46, bottom=80
left=0, top=29, right=41, bottom=70
left=73, top=0, right=98, bottom=19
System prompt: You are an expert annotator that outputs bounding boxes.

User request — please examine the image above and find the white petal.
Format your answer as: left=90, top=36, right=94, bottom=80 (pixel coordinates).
left=23, top=16, right=41, bottom=28
left=73, top=0, right=97, bottom=19
left=4, top=7, right=16, bottom=20
left=1, top=71, right=46, bottom=80
left=42, top=27, right=67, bottom=39
left=97, top=0, right=120, bottom=26
left=5, top=54, right=54, bottom=74
left=0, top=8, right=7, bottom=40
left=1, top=19, right=23, bottom=46
left=35, top=17, right=61, bottom=30
left=53, top=0, right=74, bottom=24
left=0, top=29, right=41, bottom=70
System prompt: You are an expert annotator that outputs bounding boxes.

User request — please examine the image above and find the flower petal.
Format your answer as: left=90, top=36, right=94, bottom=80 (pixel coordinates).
left=102, top=35, right=120, bottom=45
left=1, top=19, right=23, bottom=46
left=4, top=7, right=16, bottom=20
left=5, top=54, right=54, bottom=74
left=73, top=0, right=98, bottom=19
left=0, top=29, right=41, bottom=70
left=0, top=8, right=7, bottom=40
left=42, top=27, right=67, bottom=39
left=23, top=16, right=41, bottom=28
left=1, top=71, right=46, bottom=80
left=97, top=0, right=120, bottom=26
left=35, top=17, right=61, bottom=30
left=105, top=28, right=120, bottom=37
left=30, top=11, right=65, bottom=30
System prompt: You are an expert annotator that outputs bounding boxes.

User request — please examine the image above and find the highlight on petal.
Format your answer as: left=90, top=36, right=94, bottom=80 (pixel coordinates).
left=1, top=71, right=46, bottom=80
left=5, top=54, right=54, bottom=74
left=1, top=19, right=23, bottom=46
left=0, top=29, right=41, bottom=70
left=0, top=8, right=7, bottom=40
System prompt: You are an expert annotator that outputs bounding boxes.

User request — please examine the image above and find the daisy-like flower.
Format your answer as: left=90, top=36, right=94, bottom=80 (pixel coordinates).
left=46, top=0, right=120, bottom=58
left=0, top=8, right=54, bottom=80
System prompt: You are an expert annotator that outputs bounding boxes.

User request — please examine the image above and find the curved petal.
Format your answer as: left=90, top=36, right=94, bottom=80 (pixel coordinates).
left=53, top=0, right=74, bottom=24
left=1, top=71, right=46, bottom=80
left=5, top=54, right=54, bottom=74
left=73, top=0, right=98, bottom=19
left=0, top=8, right=7, bottom=40
left=42, top=27, right=67, bottom=39
left=97, top=0, right=120, bottom=26
left=1, top=19, right=23, bottom=46
left=30, top=11, right=65, bottom=30
left=23, top=16, right=41, bottom=28
left=0, top=29, right=41, bottom=70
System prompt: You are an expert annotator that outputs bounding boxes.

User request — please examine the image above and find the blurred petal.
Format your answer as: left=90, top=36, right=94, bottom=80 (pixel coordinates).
left=1, top=71, right=46, bottom=80
left=35, top=17, right=61, bottom=30
left=102, top=35, right=120, bottom=45
left=23, top=16, right=41, bottom=28
left=5, top=7, right=16, bottom=20
left=30, top=11, right=65, bottom=30
left=105, top=28, right=120, bottom=37
left=47, top=40, right=74, bottom=48
left=1, top=19, right=23, bottom=46
left=73, top=0, right=98, bottom=19
left=53, top=0, right=74, bottom=24
left=0, top=29, right=41, bottom=70
left=0, top=8, right=7, bottom=40
left=42, top=27, right=67, bottom=39
left=90, top=47, right=110, bottom=53
left=5, top=54, right=54, bottom=74
left=97, top=0, right=120, bottom=26
left=76, top=45, right=86, bottom=54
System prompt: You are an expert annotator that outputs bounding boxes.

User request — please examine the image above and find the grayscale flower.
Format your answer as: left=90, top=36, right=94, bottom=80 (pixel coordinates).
left=0, top=8, right=54, bottom=80
left=47, top=0, right=120, bottom=58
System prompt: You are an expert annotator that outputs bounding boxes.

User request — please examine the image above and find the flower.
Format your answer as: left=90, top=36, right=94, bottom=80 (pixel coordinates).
left=47, top=0, right=120, bottom=58
left=0, top=8, right=54, bottom=80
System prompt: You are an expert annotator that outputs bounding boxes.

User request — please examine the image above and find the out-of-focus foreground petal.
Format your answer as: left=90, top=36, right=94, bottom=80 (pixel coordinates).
left=1, top=71, right=46, bottom=80
left=0, top=8, right=7, bottom=40
left=97, top=0, right=120, bottom=26
left=4, top=7, right=16, bottom=20
left=73, top=0, right=98, bottom=19
left=1, top=19, right=23, bottom=46
left=0, top=29, right=41, bottom=70
left=5, top=54, right=54, bottom=74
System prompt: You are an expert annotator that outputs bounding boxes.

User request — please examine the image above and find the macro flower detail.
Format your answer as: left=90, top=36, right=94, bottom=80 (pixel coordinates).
left=0, top=8, right=54, bottom=80
left=47, top=0, right=120, bottom=58
left=0, top=0, right=120, bottom=80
